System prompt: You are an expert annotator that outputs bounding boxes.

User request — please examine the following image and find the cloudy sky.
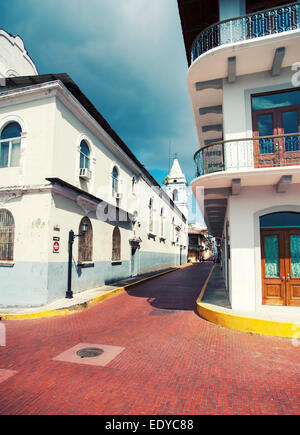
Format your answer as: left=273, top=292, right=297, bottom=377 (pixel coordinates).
left=1, top=0, right=201, bottom=223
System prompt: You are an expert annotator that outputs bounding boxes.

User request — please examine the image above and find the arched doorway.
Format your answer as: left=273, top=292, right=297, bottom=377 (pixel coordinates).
left=260, top=212, right=300, bottom=306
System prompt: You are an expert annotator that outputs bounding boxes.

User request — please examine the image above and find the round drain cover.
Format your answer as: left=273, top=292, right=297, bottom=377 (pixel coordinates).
left=76, top=347, right=104, bottom=358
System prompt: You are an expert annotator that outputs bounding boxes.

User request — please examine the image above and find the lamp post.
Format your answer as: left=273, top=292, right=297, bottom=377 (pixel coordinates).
left=66, top=220, right=88, bottom=299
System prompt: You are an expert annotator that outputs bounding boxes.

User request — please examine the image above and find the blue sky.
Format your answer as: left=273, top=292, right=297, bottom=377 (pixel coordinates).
left=1, top=0, right=201, bottom=223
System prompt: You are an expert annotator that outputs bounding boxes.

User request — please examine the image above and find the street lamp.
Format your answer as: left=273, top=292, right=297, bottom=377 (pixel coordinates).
left=66, top=220, right=88, bottom=299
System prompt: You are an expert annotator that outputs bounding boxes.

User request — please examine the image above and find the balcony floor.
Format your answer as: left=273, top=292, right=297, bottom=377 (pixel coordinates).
left=191, top=164, right=300, bottom=191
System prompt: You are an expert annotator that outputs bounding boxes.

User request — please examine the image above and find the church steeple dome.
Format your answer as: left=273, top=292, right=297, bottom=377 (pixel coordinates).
left=167, top=156, right=187, bottom=185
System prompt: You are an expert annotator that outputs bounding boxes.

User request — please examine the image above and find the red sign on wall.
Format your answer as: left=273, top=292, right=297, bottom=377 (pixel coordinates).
left=53, top=240, right=60, bottom=253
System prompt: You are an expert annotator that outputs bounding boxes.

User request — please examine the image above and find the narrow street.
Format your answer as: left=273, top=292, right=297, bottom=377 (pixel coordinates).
left=0, top=263, right=299, bottom=415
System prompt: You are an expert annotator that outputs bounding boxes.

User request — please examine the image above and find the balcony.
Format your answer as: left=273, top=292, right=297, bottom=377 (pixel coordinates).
left=194, top=133, right=300, bottom=177
left=191, top=2, right=300, bottom=63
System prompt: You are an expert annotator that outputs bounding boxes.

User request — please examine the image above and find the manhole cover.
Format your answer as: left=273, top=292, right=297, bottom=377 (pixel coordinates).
left=76, top=347, right=104, bottom=358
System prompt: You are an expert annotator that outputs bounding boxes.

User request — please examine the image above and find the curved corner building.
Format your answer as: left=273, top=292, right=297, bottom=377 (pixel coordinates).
left=178, top=0, right=300, bottom=315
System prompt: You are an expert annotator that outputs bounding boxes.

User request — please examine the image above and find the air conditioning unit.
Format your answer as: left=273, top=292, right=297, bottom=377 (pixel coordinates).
left=79, top=168, right=92, bottom=180
left=114, top=192, right=122, bottom=200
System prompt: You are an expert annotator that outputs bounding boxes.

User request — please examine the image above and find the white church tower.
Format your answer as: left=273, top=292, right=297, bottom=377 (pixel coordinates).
left=165, top=155, right=188, bottom=219
left=0, top=29, right=38, bottom=78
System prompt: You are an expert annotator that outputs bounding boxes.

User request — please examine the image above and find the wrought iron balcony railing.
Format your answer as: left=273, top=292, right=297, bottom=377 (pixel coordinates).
left=191, top=2, right=300, bottom=62
left=194, top=133, right=300, bottom=177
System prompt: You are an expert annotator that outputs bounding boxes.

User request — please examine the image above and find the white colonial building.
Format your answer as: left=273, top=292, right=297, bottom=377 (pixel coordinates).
left=178, top=0, right=300, bottom=316
left=0, top=29, right=187, bottom=307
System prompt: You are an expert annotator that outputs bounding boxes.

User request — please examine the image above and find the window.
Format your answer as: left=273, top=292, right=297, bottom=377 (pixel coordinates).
left=246, top=0, right=294, bottom=15
left=112, top=166, right=119, bottom=196
left=112, top=226, right=121, bottom=261
left=0, top=122, right=22, bottom=168
left=80, top=140, right=90, bottom=169
left=149, top=198, right=154, bottom=233
left=160, top=208, right=164, bottom=238
left=252, top=89, right=300, bottom=111
left=132, top=176, right=136, bottom=195
left=260, top=212, right=300, bottom=229
left=78, top=217, right=93, bottom=263
left=0, top=209, right=15, bottom=261
left=252, top=89, right=300, bottom=165
left=173, top=189, right=178, bottom=201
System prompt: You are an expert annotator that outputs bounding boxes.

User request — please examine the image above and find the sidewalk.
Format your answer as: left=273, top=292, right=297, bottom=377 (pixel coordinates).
left=0, top=264, right=191, bottom=320
left=197, top=264, right=300, bottom=338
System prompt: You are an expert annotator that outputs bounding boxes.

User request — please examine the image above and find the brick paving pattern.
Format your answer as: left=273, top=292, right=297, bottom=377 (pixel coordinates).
left=0, top=263, right=299, bottom=415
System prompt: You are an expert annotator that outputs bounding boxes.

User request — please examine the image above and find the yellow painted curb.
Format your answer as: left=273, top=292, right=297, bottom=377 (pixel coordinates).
left=196, top=266, right=300, bottom=339
left=0, top=263, right=191, bottom=321
left=196, top=264, right=215, bottom=304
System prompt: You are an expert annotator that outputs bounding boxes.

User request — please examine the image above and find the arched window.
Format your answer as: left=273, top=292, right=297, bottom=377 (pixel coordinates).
left=78, top=217, right=93, bottom=263
left=149, top=198, right=154, bottom=233
left=173, top=189, right=178, bottom=202
left=0, top=209, right=15, bottom=261
left=112, top=166, right=119, bottom=196
left=260, top=212, right=300, bottom=229
left=79, top=140, right=90, bottom=169
left=112, top=226, right=121, bottom=261
left=0, top=122, right=22, bottom=168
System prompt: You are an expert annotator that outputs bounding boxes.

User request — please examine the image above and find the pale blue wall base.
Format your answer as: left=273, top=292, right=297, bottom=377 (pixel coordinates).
left=0, top=251, right=186, bottom=307
left=0, top=262, right=48, bottom=308
left=47, top=260, right=131, bottom=303
left=139, top=251, right=180, bottom=273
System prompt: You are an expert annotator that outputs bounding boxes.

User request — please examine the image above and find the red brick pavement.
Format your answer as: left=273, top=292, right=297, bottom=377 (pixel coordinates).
left=0, top=262, right=299, bottom=415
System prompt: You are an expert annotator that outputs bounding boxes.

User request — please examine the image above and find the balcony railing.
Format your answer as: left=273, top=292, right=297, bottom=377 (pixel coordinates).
left=191, top=2, right=300, bottom=62
left=194, top=133, right=300, bottom=177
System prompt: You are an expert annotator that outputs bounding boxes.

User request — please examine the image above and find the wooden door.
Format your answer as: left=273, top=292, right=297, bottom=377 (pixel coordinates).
left=261, top=230, right=286, bottom=305
left=285, top=229, right=300, bottom=306
left=278, top=106, right=300, bottom=166
left=261, top=229, right=300, bottom=306
left=253, top=105, right=300, bottom=168
left=253, top=110, right=279, bottom=168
